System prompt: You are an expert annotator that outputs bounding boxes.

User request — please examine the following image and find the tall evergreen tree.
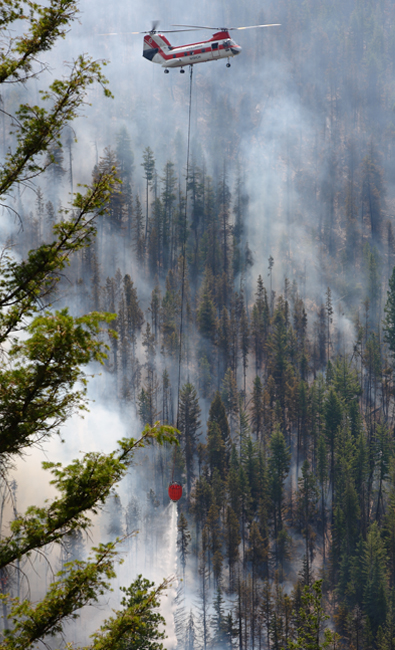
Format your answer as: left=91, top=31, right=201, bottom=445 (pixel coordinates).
left=178, top=383, right=201, bottom=496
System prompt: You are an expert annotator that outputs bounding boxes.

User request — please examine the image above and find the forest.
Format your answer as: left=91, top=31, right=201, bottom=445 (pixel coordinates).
left=2, top=0, right=395, bottom=649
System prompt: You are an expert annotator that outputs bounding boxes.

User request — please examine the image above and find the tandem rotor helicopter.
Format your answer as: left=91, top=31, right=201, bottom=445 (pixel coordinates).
left=101, top=21, right=280, bottom=73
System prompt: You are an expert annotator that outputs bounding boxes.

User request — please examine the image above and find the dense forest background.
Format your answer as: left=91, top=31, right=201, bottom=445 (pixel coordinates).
left=3, top=0, right=395, bottom=648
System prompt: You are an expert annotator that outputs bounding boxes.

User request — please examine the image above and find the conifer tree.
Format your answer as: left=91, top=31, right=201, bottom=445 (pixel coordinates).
left=251, top=376, right=264, bottom=443
left=240, top=298, right=250, bottom=396
left=133, top=195, right=145, bottom=264
left=361, top=146, right=385, bottom=245
left=177, top=512, right=191, bottom=581
left=142, top=146, right=156, bottom=243
left=383, top=266, right=395, bottom=362
left=363, top=522, right=388, bottom=636
left=251, top=275, right=270, bottom=374
left=115, top=126, right=134, bottom=183
left=197, top=276, right=218, bottom=343
left=289, top=580, right=337, bottom=650
left=323, top=387, right=343, bottom=519
left=317, top=435, right=328, bottom=565
left=225, top=505, right=240, bottom=590
left=269, top=424, right=291, bottom=569
left=208, top=392, right=231, bottom=453
left=297, top=460, right=319, bottom=583
left=178, top=382, right=201, bottom=495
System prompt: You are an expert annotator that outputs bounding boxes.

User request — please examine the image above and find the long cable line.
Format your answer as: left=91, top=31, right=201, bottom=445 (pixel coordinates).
left=174, top=65, right=194, bottom=470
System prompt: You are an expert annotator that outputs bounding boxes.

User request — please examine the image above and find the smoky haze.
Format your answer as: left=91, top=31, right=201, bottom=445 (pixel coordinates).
left=2, top=0, right=395, bottom=647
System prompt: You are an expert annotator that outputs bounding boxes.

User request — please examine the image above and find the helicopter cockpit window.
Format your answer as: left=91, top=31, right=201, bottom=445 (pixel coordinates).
left=224, top=40, right=231, bottom=48
left=212, top=42, right=218, bottom=50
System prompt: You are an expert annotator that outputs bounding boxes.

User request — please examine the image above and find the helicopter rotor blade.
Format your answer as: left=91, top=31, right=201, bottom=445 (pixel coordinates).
left=97, top=31, right=142, bottom=35
left=172, top=24, right=221, bottom=30
left=98, top=27, right=202, bottom=36
left=172, top=23, right=281, bottom=31
left=159, top=28, right=206, bottom=33
left=98, top=22, right=281, bottom=37
left=231, top=23, right=281, bottom=30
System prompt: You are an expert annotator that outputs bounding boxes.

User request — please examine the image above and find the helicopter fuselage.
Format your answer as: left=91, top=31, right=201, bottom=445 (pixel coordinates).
left=143, top=30, right=242, bottom=68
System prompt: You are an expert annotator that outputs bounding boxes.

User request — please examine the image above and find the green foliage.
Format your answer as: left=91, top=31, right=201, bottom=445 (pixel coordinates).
left=0, top=5, right=178, bottom=650
left=90, top=575, right=168, bottom=650
left=384, top=265, right=395, bottom=359
left=289, top=580, right=337, bottom=650
left=0, top=308, right=115, bottom=459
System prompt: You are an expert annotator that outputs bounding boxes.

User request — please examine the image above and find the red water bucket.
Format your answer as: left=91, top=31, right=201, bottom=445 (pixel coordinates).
left=168, top=482, right=182, bottom=502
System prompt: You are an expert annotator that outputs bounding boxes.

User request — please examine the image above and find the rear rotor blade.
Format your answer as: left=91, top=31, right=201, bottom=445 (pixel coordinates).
left=231, top=23, right=281, bottom=30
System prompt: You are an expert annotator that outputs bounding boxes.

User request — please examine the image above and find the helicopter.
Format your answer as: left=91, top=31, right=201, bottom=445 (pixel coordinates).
left=101, top=22, right=280, bottom=73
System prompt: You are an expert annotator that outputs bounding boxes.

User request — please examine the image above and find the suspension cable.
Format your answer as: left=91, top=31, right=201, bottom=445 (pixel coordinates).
left=174, top=65, right=193, bottom=465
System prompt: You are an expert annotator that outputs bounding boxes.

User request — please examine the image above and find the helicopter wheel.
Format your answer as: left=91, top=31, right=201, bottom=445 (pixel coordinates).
left=226, top=62, right=231, bottom=68
left=180, top=68, right=185, bottom=74
left=164, top=68, right=169, bottom=74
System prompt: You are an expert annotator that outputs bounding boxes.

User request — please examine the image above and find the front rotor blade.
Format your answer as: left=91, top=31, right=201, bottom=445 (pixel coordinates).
left=98, top=28, right=202, bottom=35
left=98, top=30, right=146, bottom=35
left=160, top=28, right=207, bottom=33
left=172, top=24, right=220, bottom=30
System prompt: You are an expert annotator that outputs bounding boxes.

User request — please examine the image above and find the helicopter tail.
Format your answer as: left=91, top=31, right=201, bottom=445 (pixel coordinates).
left=143, top=34, right=171, bottom=62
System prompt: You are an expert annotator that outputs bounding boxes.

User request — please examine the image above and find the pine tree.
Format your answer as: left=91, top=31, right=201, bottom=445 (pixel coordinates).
left=178, top=383, right=201, bottom=495
left=142, top=146, right=156, bottom=243
left=177, top=512, right=191, bottom=581
left=218, top=307, right=231, bottom=379
left=317, top=435, right=328, bottom=566
left=251, top=376, right=264, bottom=444
left=225, top=505, right=240, bottom=590
left=323, top=387, right=343, bottom=520
left=197, top=275, right=218, bottom=343
left=251, top=276, right=270, bottom=374
left=208, top=392, right=231, bottom=453
left=212, top=587, right=228, bottom=648
left=240, top=298, right=250, bottom=397
left=133, top=194, right=145, bottom=264
left=186, top=610, right=196, bottom=650
left=115, top=126, right=134, bottom=183
left=123, top=274, right=144, bottom=351
left=363, top=522, right=388, bottom=636
left=384, top=266, right=395, bottom=362
left=221, top=368, right=239, bottom=434
left=269, top=424, right=291, bottom=570
left=112, top=576, right=167, bottom=650
left=161, top=161, right=177, bottom=270
left=361, top=145, right=385, bottom=245
left=296, top=460, right=319, bottom=584
left=289, top=580, right=336, bottom=650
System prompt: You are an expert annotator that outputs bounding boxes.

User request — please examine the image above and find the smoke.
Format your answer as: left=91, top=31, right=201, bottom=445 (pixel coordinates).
left=2, top=0, right=395, bottom=644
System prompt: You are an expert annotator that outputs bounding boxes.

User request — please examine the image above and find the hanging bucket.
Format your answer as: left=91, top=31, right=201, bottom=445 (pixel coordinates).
left=168, top=481, right=182, bottom=502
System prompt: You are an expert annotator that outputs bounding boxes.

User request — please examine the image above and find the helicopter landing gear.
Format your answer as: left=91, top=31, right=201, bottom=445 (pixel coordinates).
left=180, top=68, right=185, bottom=73
left=226, top=61, right=231, bottom=68
left=164, top=68, right=169, bottom=74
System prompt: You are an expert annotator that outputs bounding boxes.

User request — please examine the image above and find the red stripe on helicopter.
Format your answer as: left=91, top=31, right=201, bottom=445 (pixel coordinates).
left=144, top=35, right=229, bottom=61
